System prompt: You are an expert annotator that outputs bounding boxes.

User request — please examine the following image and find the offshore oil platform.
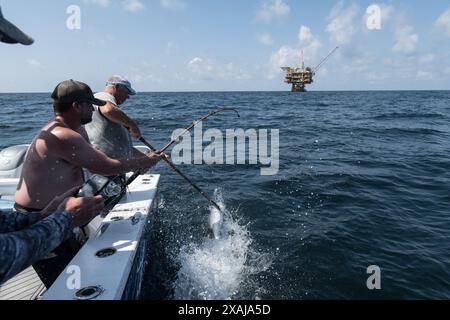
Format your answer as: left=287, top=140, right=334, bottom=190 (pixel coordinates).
left=281, top=46, right=339, bottom=92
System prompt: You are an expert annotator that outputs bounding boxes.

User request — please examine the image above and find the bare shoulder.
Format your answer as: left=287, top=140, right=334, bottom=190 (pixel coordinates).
left=28, top=122, right=84, bottom=161
left=53, top=125, right=83, bottom=140
left=40, top=122, right=88, bottom=149
left=100, top=101, right=118, bottom=112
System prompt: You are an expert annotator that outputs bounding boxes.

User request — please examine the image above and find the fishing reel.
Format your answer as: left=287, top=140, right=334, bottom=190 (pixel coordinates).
left=77, top=174, right=124, bottom=200
left=74, top=174, right=124, bottom=241
left=76, top=174, right=127, bottom=230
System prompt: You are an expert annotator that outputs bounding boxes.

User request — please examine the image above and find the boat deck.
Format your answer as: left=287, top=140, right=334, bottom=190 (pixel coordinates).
left=0, top=267, right=45, bottom=300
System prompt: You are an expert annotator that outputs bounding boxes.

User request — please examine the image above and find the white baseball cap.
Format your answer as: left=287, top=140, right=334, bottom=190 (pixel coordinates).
left=106, top=75, right=136, bottom=95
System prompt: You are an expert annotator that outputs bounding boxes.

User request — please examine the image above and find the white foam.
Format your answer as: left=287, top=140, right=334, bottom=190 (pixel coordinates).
left=172, top=189, right=272, bottom=300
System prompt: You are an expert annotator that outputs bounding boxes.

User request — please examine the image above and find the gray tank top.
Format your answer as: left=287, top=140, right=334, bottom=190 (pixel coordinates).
left=84, top=92, right=133, bottom=160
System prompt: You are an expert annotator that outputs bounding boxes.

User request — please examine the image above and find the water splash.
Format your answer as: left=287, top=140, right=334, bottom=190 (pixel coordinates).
left=172, top=189, right=272, bottom=300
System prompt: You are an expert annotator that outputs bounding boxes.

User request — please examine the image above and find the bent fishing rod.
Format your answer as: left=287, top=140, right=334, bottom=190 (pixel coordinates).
left=101, top=108, right=239, bottom=213
left=100, top=152, right=221, bottom=215
left=159, top=107, right=240, bottom=153
left=139, top=107, right=240, bottom=212
left=139, top=137, right=222, bottom=212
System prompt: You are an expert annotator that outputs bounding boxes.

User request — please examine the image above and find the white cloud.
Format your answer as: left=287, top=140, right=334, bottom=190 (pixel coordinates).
left=87, top=34, right=115, bottom=47
left=379, top=56, right=419, bottom=80
left=83, top=0, right=110, bottom=7
left=392, top=24, right=418, bottom=55
left=27, top=59, right=43, bottom=68
left=225, top=63, right=253, bottom=80
left=419, top=54, right=435, bottom=64
left=298, top=26, right=322, bottom=58
left=256, top=0, right=290, bottom=22
left=268, top=26, right=323, bottom=79
left=297, top=25, right=323, bottom=64
left=306, top=39, right=323, bottom=57
left=161, top=0, right=186, bottom=10
left=188, top=57, right=213, bottom=74
left=379, top=4, right=394, bottom=24
left=326, top=1, right=359, bottom=46
left=166, top=41, right=177, bottom=55
left=132, top=74, right=145, bottom=83
left=123, top=0, right=144, bottom=12
left=187, top=57, right=252, bottom=81
left=83, top=0, right=143, bottom=12
left=365, top=72, right=388, bottom=81
left=435, top=7, right=450, bottom=36
left=298, top=25, right=313, bottom=43
left=258, top=33, right=274, bottom=46
left=129, top=70, right=162, bottom=84
left=318, top=67, right=329, bottom=77
left=344, top=55, right=373, bottom=74
left=174, top=72, right=185, bottom=81
left=416, top=70, right=433, bottom=80
left=268, top=46, right=300, bottom=78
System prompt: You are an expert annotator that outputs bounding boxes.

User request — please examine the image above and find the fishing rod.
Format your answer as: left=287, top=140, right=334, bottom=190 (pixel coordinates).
left=139, top=136, right=223, bottom=212
left=102, top=108, right=239, bottom=214
left=138, top=108, right=240, bottom=212
left=159, top=107, right=240, bottom=153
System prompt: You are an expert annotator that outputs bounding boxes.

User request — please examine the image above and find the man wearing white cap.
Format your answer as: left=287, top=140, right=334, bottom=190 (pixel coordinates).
left=85, top=75, right=143, bottom=160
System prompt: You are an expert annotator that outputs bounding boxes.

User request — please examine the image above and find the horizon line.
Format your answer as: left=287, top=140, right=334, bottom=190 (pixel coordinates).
left=1, top=89, right=450, bottom=94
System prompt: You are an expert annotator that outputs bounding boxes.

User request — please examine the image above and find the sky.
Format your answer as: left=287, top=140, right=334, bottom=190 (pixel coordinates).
left=1, top=0, right=450, bottom=92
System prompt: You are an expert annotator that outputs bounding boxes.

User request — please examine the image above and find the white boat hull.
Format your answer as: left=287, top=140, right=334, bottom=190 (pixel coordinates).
left=0, top=144, right=160, bottom=300
left=43, top=174, right=160, bottom=300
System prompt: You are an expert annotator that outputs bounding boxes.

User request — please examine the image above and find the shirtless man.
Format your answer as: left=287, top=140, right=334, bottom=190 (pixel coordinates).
left=1, top=10, right=107, bottom=287
left=14, top=79, right=163, bottom=212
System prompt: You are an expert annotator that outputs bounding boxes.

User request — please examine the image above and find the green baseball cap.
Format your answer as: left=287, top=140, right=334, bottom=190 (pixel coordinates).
left=51, top=80, right=106, bottom=106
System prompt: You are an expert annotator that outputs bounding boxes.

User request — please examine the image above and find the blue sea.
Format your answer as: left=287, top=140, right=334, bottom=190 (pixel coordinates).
left=1, top=91, right=449, bottom=299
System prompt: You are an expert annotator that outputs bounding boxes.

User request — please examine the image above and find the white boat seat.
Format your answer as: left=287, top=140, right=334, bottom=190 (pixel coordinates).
left=0, top=144, right=29, bottom=179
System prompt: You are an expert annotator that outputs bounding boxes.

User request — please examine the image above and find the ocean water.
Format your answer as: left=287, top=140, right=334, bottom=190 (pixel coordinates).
left=0, top=91, right=449, bottom=299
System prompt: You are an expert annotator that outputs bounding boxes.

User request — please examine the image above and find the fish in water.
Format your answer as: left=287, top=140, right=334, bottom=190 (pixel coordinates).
left=207, top=206, right=222, bottom=240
